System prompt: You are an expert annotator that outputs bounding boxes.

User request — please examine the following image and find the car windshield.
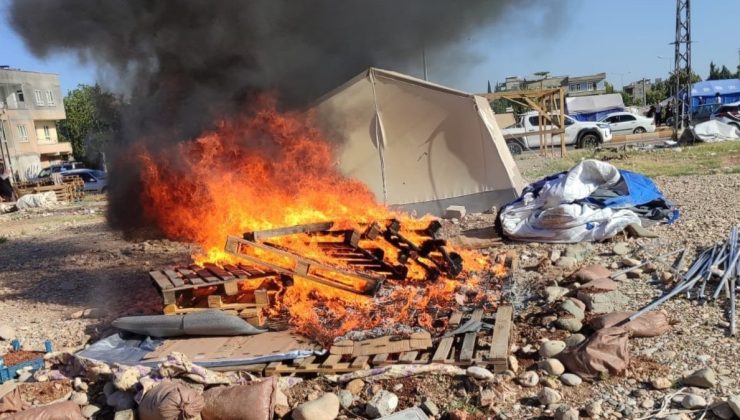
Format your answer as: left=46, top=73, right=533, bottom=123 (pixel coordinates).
left=37, top=168, right=52, bottom=178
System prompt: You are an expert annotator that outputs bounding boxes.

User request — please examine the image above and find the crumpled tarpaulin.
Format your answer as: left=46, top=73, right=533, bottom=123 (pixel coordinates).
left=499, top=159, right=679, bottom=243
left=692, top=120, right=740, bottom=142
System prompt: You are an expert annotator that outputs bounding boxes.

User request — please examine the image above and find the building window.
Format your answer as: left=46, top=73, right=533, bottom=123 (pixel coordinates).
left=45, top=90, right=55, bottom=106
left=43, top=125, right=51, bottom=141
left=570, top=83, right=579, bottom=92
left=17, top=124, right=28, bottom=142
left=34, top=90, right=45, bottom=106
left=16, top=90, right=24, bottom=102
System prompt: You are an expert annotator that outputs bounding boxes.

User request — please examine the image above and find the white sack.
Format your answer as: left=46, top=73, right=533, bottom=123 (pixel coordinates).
left=692, top=120, right=740, bottom=142
left=500, top=160, right=640, bottom=243
left=16, top=191, right=58, bottom=210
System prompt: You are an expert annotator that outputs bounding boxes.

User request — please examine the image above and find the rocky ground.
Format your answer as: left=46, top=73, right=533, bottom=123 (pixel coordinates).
left=0, top=171, right=739, bottom=419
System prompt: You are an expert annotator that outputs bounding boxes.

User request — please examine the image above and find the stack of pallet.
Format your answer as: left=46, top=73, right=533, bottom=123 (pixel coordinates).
left=15, top=176, right=84, bottom=202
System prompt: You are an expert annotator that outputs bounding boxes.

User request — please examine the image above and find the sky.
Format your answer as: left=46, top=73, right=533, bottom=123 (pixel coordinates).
left=1, top=0, right=739, bottom=96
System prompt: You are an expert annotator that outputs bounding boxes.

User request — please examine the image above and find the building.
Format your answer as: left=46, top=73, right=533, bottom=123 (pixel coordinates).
left=623, top=79, right=654, bottom=105
left=494, top=72, right=607, bottom=97
left=0, top=67, right=72, bottom=180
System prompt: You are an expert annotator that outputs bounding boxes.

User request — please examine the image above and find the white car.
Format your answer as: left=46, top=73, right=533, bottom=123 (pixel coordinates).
left=502, top=112, right=612, bottom=155
left=709, top=102, right=740, bottom=129
left=598, top=112, right=656, bottom=134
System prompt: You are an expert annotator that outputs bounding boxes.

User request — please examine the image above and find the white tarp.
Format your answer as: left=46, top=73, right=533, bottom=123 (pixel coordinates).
left=566, top=93, right=625, bottom=114
left=692, top=120, right=740, bottom=142
left=500, top=160, right=641, bottom=243
left=16, top=191, right=58, bottom=210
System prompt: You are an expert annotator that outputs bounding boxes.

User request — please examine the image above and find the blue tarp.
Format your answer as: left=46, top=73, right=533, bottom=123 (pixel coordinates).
left=690, top=79, right=740, bottom=110
left=570, top=107, right=625, bottom=122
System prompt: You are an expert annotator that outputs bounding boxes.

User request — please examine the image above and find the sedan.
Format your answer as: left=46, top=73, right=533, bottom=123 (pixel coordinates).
left=61, top=169, right=108, bottom=193
left=599, top=112, right=656, bottom=134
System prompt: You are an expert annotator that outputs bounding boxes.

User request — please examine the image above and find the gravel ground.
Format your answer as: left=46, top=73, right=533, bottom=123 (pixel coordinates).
left=0, top=173, right=738, bottom=419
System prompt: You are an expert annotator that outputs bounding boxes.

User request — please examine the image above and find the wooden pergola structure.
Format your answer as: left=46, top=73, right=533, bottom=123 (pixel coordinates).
left=480, top=87, right=567, bottom=157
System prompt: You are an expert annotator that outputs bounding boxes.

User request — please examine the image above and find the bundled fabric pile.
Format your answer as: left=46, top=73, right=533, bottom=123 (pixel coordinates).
left=500, top=159, right=678, bottom=243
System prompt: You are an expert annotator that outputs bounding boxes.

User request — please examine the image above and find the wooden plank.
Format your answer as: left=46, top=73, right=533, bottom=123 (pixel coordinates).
left=330, top=341, right=354, bottom=355
left=164, top=270, right=185, bottom=287
left=254, top=289, right=270, bottom=306
left=177, top=268, right=205, bottom=286
left=398, top=351, right=418, bottom=363
left=350, top=355, right=369, bottom=369
left=223, top=280, right=239, bottom=296
left=431, top=337, right=455, bottom=363
left=203, top=263, right=235, bottom=281
left=243, top=222, right=335, bottom=241
left=320, top=354, right=342, bottom=368
left=150, top=271, right=174, bottom=290
left=298, top=356, right=316, bottom=368
left=459, top=333, right=477, bottom=362
left=371, top=353, right=388, bottom=365
left=470, top=308, right=484, bottom=322
left=489, top=305, right=513, bottom=369
left=449, top=311, right=463, bottom=327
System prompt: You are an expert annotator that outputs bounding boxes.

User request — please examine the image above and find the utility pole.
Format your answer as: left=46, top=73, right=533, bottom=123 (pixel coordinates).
left=673, top=0, right=691, bottom=139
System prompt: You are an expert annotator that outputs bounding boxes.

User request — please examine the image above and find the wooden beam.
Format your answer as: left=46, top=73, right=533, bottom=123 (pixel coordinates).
left=243, top=221, right=334, bottom=241
left=490, top=305, right=513, bottom=372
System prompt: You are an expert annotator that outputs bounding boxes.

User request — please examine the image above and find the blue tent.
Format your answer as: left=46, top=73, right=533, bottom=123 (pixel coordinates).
left=690, top=79, right=740, bottom=110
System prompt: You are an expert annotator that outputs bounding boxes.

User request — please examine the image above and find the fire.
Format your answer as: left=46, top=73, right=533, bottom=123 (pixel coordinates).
left=136, top=95, right=504, bottom=344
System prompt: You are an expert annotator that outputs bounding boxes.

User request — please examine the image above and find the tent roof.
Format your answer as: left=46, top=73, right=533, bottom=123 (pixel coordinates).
left=690, top=79, right=740, bottom=97
left=566, top=93, right=625, bottom=114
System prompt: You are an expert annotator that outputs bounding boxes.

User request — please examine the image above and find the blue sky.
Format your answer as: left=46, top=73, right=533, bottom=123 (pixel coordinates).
left=2, top=0, right=739, bottom=96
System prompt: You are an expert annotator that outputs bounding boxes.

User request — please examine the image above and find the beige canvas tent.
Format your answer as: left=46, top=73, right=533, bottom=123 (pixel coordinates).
left=313, top=68, right=526, bottom=216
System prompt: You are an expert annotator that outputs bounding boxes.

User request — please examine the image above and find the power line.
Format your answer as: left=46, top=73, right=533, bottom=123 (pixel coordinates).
left=673, top=0, right=691, bottom=138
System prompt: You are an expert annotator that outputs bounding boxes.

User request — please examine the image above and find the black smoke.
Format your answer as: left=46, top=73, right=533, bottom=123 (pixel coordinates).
left=7, top=0, right=563, bottom=229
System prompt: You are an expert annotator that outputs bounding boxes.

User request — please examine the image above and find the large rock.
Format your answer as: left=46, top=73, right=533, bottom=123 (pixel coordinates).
left=365, top=391, right=398, bottom=418
left=560, top=300, right=585, bottom=320
left=564, top=334, right=586, bottom=347
left=576, top=290, right=629, bottom=313
left=466, top=366, right=494, bottom=380
left=539, top=340, right=566, bottom=358
left=564, top=243, right=593, bottom=262
left=444, top=205, right=466, bottom=220
left=345, top=379, right=365, bottom=395
left=728, top=395, right=740, bottom=418
left=538, top=387, right=562, bottom=405
left=681, top=394, right=707, bottom=409
left=539, top=359, right=565, bottom=376
left=0, top=325, right=16, bottom=341
left=710, top=401, right=736, bottom=420
left=292, top=393, right=340, bottom=420
left=545, top=286, right=570, bottom=302
left=570, top=264, right=611, bottom=283
left=683, top=368, right=717, bottom=388
left=518, top=371, right=539, bottom=387
left=555, top=318, right=582, bottom=333
left=338, top=390, right=354, bottom=410
left=612, top=242, right=630, bottom=256
left=555, top=405, right=580, bottom=420
left=560, top=373, right=582, bottom=387
left=578, top=277, right=619, bottom=292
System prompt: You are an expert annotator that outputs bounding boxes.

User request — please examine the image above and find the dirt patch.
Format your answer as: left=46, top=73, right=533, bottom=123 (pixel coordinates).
left=18, top=380, right=73, bottom=406
left=1, top=350, right=44, bottom=366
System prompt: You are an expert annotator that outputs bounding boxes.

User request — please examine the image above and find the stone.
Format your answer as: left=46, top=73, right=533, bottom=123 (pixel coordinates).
left=650, top=377, right=672, bottom=390
left=555, top=318, right=582, bottom=333
left=365, top=391, right=398, bottom=418
left=346, top=379, right=365, bottom=395
left=584, top=400, right=603, bottom=417
left=292, top=393, right=340, bottom=420
left=612, top=242, right=630, bottom=256
left=539, top=359, right=565, bottom=376
left=544, top=286, right=570, bottom=302
left=578, top=277, right=619, bottom=291
left=565, top=334, right=586, bottom=347
left=660, top=271, right=674, bottom=283
left=82, top=308, right=106, bottom=319
left=448, top=410, right=467, bottom=420
left=275, top=405, right=291, bottom=418
left=539, top=340, right=566, bottom=358
left=728, top=395, right=740, bottom=418
left=710, top=401, right=736, bottom=420
left=538, top=387, right=562, bottom=405
left=81, top=405, right=101, bottom=419
left=570, top=264, right=611, bottom=283
left=338, top=390, right=354, bottom=410
left=555, top=257, right=578, bottom=269
left=480, top=388, right=496, bottom=407
left=508, top=355, right=519, bottom=373
left=564, top=243, right=592, bottom=262
left=73, top=377, right=84, bottom=391
left=621, top=257, right=641, bottom=267
left=541, top=376, right=561, bottom=389
left=550, top=249, right=562, bottom=263
left=640, top=398, right=654, bottom=409
left=466, top=366, right=494, bottom=380
left=576, top=290, right=629, bottom=313
left=643, top=262, right=658, bottom=273
left=421, top=400, right=439, bottom=417
left=681, top=394, right=707, bottom=409
left=103, top=382, right=116, bottom=397
left=560, top=373, right=582, bottom=386
left=560, top=299, right=585, bottom=320
left=626, top=269, right=642, bottom=279
left=71, top=391, right=89, bottom=406
left=0, top=325, right=16, bottom=340
left=554, top=405, right=579, bottom=420
left=392, top=383, right=403, bottom=392
left=518, top=371, right=539, bottom=387
left=17, top=371, right=33, bottom=383
left=683, top=368, right=717, bottom=388
left=106, top=391, right=135, bottom=411
left=444, top=205, right=466, bottom=220
left=113, top=409, right=135, bottom=420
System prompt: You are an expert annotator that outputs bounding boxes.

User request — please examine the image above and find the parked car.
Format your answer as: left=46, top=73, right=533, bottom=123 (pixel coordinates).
left=502, top=112, right=612, bottom=155
left=61, top=169, right=108, bottom=193
left=709, top=102, right=740, bottom=129
left=598, top=112, right=656, bottom=134
left=37, top=162, right=86, bottom=179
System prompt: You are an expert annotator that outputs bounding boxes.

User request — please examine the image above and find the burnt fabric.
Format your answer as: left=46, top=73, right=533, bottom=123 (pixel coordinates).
left=589, top=311, right=671, bottom=338
left=138, top=381, right=205, bottom=420
left=558, top=327, right=630, bottom=380
left=201, top=376, right=277, bottom=420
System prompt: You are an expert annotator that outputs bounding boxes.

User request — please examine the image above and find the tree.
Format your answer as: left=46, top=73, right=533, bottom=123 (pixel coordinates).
left=57, top=84, right=122, bottom=164
left=708, top=62, right=734, bottom=80
left=620, top=91, right=635, bottom=107
left=708, top=61, right=719, bottom=80
left=604, top=81, right=615, bottom=94
left=533, top=71, right=550, bottom=79
left=718, top=65, right=733, bottom=80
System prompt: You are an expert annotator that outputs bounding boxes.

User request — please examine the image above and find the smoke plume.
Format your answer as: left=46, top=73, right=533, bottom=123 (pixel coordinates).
left=8, top=0, right=562, bottom=229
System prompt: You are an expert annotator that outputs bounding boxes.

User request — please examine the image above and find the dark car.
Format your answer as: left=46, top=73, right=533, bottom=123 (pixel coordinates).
left=37, top=162, right=86, bottom=178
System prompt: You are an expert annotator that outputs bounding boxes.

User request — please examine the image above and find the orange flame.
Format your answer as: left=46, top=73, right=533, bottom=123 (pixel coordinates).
left=135, top=96, right=504, bottom=343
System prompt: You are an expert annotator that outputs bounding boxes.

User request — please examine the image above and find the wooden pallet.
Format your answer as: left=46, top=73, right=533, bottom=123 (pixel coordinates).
left=149, top=263, right=279, bottom=314
left=236, top=306, right=514, bottom=375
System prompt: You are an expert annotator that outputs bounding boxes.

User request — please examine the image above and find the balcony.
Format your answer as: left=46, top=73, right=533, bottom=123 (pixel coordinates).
left=37, top=141, right=73, bottom=156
